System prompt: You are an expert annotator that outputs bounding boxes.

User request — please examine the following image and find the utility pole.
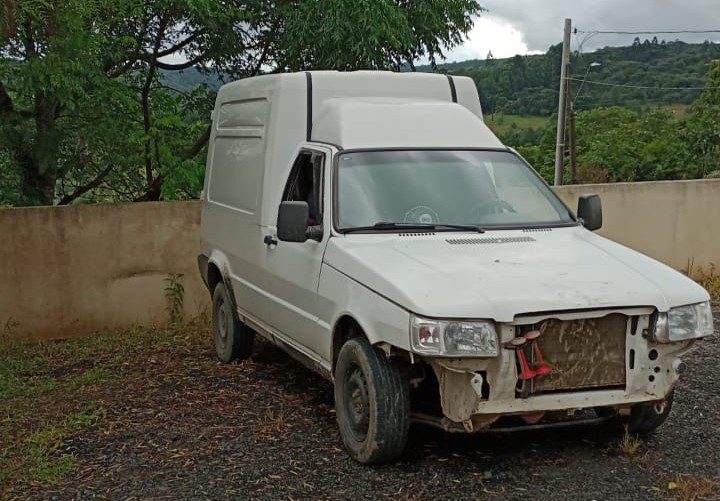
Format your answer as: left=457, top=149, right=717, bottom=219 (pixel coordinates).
left=568, top=91, right=577, bottom=184
left=553, top=18, right=572, bottom=186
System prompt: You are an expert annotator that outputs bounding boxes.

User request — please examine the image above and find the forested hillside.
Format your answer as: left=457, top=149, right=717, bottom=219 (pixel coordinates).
left=423, top=41, right=720, bottom=185
left=166, top=40, right=720, bottom=115
left=433, top=40, right=720, bottom=115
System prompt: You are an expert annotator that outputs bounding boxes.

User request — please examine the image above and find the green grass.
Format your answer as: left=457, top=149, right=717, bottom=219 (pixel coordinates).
left=1, top=405, right=105, bottom=487
left=485, top=114, right=550, bottom=137
left=0, top=317, right=210, bottom=494
left=0, top=356, right=116, bottom=400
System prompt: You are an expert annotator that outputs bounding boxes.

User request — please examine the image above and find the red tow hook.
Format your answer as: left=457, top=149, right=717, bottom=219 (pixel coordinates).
left=525, top=330, right=553, bottom=376
left=504, top=336, right=536, bottom=381
left=504, top=330, right=554, bottom=397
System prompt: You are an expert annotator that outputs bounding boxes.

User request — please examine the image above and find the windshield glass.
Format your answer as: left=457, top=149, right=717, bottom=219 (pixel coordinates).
left=336, top=150, right=575, bottom=231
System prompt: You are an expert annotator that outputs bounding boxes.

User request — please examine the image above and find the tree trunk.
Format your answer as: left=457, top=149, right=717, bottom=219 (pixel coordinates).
left=19, top=162, right=56, bottom=205
left=27, top=91, right=61, bottom=205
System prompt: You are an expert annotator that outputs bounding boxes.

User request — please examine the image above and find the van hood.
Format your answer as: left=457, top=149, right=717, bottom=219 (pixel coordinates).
left=323, top=227, right=709, bottom=322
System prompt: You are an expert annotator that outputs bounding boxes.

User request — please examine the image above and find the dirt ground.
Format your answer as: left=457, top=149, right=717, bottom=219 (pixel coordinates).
left=2, top=311, right=719, bottom=500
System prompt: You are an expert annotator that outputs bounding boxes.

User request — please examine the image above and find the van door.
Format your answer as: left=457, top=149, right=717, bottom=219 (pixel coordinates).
left=260, top=148, right=331, bottom=360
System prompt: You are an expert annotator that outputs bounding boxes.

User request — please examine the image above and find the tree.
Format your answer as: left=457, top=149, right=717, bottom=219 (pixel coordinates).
left=1, top=0, right=484, bottom=205
left=510, top=106, right=693, bottom=184
left=0, top=0, right=123, bottom=205
left=685, top=60, right=720, bottom=177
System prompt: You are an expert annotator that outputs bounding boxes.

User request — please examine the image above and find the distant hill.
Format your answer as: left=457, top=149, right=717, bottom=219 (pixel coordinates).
left=160, top=68, right=224, bottom=93
left=164, top=40, right=720, bottom=115
left=424, top=40, right=720, bottom=115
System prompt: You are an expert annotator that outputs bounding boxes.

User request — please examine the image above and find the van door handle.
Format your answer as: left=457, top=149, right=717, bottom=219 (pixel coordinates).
left=263, top=235, right=278, bottom=246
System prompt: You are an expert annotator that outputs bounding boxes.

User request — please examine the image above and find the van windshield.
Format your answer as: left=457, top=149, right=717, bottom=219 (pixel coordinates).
left=336, top=149, right=575, bottom=231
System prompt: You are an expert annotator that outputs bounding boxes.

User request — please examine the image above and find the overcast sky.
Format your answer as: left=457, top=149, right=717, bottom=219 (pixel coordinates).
left=444, top=0, right=720, bottom=61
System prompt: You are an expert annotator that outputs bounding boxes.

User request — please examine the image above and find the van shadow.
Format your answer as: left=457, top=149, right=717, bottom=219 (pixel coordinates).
left=249, top=339, right=335, bottom=408
left=404, top=420, right=624, bottom=463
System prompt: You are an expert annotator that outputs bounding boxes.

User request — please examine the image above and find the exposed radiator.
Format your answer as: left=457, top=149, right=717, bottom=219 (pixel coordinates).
left=528, top=313, right=628, bottom=393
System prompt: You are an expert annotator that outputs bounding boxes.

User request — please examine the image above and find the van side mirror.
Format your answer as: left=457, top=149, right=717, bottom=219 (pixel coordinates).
left=277, top=201, right=310, bottom=242
left=577, top=194, right=602, bottom=231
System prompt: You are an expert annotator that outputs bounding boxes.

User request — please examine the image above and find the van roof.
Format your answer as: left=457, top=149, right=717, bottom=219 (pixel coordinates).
left=312, top=97, right=503, bottom=150
left=216, top=70, right=501, bottom=149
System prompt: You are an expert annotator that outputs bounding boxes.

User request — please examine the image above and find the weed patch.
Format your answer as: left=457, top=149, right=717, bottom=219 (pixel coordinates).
left=165, top=273, right=185, bottom=323
left=253, top=408, right=292, bottom=441
left=618, top=427, right=641, bottom=457
left=666, top=473, right=720, bottom=500
left=684, top=260, right=720, bottom=303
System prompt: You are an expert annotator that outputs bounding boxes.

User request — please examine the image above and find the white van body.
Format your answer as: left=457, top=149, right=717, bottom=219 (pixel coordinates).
left=199, top=71, right=711, bottom=462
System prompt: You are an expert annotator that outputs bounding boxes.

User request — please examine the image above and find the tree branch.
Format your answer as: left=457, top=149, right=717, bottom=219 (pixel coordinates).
left=154, top=54, right=206, bottom=71
left=57, top=163, right=114, bottom=205
left=133, top=174, right=164, bottom=201
left=157, top=33, right=200, bottom=57
left=141, top=13, right=169, bottom=186
left=251, top=42, right=270, bottom=75
left=185, top=125, right=211, bottom=158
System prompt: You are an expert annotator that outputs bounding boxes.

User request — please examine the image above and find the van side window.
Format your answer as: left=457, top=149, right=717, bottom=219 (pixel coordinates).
left=282, top=152, right=324, bottom=225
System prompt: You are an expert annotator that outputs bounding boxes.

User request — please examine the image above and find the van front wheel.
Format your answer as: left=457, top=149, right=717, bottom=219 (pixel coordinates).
left=212, top=283, right=254, bottom=362
left=627, top=391, right=674, bottom=434
left=334, top=338, right=410, bottom=464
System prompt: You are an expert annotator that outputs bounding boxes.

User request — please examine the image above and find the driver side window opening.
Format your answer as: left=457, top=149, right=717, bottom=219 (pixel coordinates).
left=282, top=151, right=324, bottom=226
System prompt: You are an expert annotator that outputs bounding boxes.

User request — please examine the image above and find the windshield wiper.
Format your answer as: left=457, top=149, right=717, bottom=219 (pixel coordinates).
left=342, top=222, right=486, bottom=233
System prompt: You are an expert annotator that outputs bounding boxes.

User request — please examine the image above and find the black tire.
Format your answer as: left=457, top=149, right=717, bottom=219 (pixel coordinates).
left=212, top=282, right=254, bottom=363
left=594, top=406, right=618, bottom=418
left=334, top=337, right=410, bottom=464
left=627, top=391, right=674, bottom=434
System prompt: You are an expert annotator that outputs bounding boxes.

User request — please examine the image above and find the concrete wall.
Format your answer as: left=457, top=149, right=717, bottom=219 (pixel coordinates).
left=553, top=179, right=720, bottom=275
left=0, top=201, right=209, bottom=341
left=1, top=179, right=719, bottom=342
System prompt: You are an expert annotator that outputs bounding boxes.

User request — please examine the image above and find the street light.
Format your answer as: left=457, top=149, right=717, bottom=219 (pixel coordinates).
left=573, top=62, right=602, bottom=106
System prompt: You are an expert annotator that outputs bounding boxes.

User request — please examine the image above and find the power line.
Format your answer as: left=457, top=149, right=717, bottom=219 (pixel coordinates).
left=573, top=98, right=694, bottom=108
left=566, top=77, right=712, bottom=91
left=576, top=29, right=720, bottom=35
left=573, top=28, right=720, bottom=54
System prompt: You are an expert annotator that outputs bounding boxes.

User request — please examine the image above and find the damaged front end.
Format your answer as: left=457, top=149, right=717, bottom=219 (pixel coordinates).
left=410, top=307, right=693, bottom=433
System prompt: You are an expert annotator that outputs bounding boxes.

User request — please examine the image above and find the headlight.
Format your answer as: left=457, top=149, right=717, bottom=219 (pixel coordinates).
left=410, top=315, right=498, bottom=356
left=651, top=301, right=714, bottom=343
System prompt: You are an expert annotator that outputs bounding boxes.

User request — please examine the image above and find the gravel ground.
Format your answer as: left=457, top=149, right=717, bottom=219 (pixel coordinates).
left=7, top=311, right=720, bottom=500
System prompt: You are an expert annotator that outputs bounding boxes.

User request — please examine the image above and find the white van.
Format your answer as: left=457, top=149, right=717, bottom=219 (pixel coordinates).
left=198, top=71, right=712, bottom=463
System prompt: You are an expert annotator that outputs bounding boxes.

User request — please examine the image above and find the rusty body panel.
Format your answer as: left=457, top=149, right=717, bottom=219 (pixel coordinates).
left=531, top=314, right=627, bottom=393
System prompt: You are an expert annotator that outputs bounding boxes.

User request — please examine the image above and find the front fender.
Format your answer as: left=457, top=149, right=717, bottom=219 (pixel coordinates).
left=319, top=263, right=411, bottom=355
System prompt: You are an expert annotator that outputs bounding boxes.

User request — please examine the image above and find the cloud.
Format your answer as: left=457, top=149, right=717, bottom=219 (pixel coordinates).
left=443, top=17, right=541, bottom=62
left=444, top=0, right=720, bottom=61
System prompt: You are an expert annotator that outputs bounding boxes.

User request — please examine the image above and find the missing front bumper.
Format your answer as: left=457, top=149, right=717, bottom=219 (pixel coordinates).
left=424, top=307, right=692, bottom=427
left=411, top=411, right=616, bottom=434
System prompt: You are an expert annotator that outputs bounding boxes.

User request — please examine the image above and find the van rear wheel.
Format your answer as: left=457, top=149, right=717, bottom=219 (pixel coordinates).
left=212, top=283, right=254, bottom=362
left=334, top=337, right=410, bottom=464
